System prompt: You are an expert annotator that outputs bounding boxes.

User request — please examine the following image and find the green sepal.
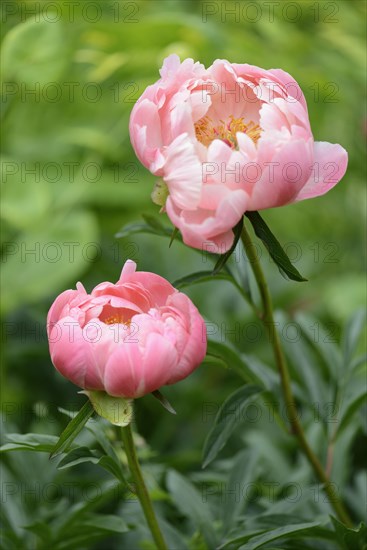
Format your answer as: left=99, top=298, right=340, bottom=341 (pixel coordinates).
left=81, top=390, right=133, bottom=427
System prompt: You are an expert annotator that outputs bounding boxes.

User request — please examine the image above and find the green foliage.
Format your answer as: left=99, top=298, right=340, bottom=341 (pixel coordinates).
left=245, top=212, right=307, bottom=282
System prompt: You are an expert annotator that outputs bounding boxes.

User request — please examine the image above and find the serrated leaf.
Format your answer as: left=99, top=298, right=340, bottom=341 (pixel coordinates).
left=202, top=384, right=262, bottom=468
left=212, top=218, right=244, bottom=274
left=245, top=211, right=307, bottom=282
left=50, top=400, right=94, bottom=458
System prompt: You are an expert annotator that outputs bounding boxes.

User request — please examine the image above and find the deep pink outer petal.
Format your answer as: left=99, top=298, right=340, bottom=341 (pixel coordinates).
left=49, top=316, right=104, bottom=391
left=103, top=333, right=178, bottom=398
left=165, top=293, right=207, bottom=384
left=47, top=289, right=79, bottom=337
left=294, top=141, right=348, bottom=202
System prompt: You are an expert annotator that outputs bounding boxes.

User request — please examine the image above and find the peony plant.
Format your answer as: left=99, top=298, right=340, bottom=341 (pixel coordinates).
left=43, top=57, right=355, bottom=549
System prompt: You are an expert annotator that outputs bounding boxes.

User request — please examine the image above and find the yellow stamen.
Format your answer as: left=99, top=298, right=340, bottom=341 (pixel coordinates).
left=195, top=115, right=261, bottom=149
left=104, top=315, right=130, bottom=326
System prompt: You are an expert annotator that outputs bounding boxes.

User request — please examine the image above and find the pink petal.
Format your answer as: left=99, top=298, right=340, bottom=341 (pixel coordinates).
left=163, top=134, right=203, bottom=210
left=294, top=141, right=348, bottom=202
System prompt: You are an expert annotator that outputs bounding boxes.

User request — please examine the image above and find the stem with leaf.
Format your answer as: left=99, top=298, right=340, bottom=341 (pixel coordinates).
left=240, top=221, right=353, bottom=527
left=120, top=423, right=168, bottom=549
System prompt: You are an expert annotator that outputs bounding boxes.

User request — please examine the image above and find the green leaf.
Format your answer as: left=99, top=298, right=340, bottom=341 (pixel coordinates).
left=23, top=522, right=52, bottom=541
left=53, top=514, right=129, bottom=549
left=0, top=433, right=59, bottom=453
left=116, top=219, right=178, bottom=240
left=169, top=226, right=180, bottom=247
left=295, top=313, right=342, bottom=379
left=330, top=517, right=367, bottom=550
left=342, top=309, right=366, bottom=367
left=50, top=400, right=94, bottom=458
left=172, top=270, right=252, bottom=305
left=202, top=384, right=262, bottom=468
left=141, top=212, right=167, bottom=232
left=275, top=311, right=327, bottom=411
left=151, top=390, right=177, bottom=415
left=334, top=379, right=367, bottom=440
left=206, top=341, right=264, bottom=385
left=222, top=449, right=259, bottom=533
left=76, top=513, right=128, bottom=533
left=220, top=521, right=322, bottom=549
left=166, top=470, right=217, bottom=548
left=212, top=218, right=244, bottom=275
left=245, top=211, right=307, bottom=282
left=57, top=446, right=125, bottom=483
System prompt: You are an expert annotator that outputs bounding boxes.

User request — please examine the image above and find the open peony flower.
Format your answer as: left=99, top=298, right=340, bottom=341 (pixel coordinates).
left=47, top=260, right=207, bottom=398
left=129, top=55, right=348, bottom=252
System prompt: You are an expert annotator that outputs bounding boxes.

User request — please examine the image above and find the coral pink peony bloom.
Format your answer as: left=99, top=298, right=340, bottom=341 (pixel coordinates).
left=130, top=55, right=348, bottom=252
left=47, top=260, right=207, bottom=398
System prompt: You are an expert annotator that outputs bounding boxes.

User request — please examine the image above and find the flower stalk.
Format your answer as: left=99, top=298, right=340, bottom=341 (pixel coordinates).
left=241, top=221, right=353, bottom=527
left=120, top=423, right=168, bottom=550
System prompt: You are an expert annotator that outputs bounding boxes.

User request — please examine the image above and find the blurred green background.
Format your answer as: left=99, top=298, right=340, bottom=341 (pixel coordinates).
left=0, top=0, right=366, bottom=526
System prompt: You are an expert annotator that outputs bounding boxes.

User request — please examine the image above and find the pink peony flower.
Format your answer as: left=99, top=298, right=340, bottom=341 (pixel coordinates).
left=47, top=260, right=207, bottom=398
left=130, top=55, right=348, bottom=252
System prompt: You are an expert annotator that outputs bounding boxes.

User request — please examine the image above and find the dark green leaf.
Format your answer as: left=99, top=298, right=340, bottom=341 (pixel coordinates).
left=330, top=517, right=367, bottom=550
left=295, top=313, right=342, bottom=379
left=141, top=213, right=167, bottom=232
left=116, top=219, right=179, bottom=240
left=166, top=470, right=217, bottom=548
left=334, top=380, right=367, bottom=440
left=245, top=211, right=307, bottom=282
left=23, top=522, right=52, bottom=541
left=173, top=270, right=253, bottom=306
left=220, top=521, right=322, bottom=549
left=202, top=384, right=262, bottom=468
left=206, top=341, right=264, bottom=385
left=222, top=449, right=259, bottom=533
left=77, top=513, right=128, bottom=533
left=0, top=433, right=59, bottom=453
left=212, top=218, right=244, bottom=274
left=151, top=390, right=177, bottom=415
left=169, top=226, right=180, bottom=247
left=50, top=400, right=94, bottom=458
left=342, top=309, right=366, bottom=367
left=56, top=446, right=125, bottom=482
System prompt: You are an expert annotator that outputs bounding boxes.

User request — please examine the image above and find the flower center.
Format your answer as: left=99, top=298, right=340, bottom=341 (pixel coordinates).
left=99, top=305, right=132, bottom=325
left=195, top=115, right=261, bottom=149
left=104, top=314, right=130, bottom=325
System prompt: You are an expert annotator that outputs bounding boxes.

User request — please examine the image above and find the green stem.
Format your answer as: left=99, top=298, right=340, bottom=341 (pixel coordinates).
left=121, top=423, right=168, bottom=549
left=241, top=222, right=353, bottom=527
